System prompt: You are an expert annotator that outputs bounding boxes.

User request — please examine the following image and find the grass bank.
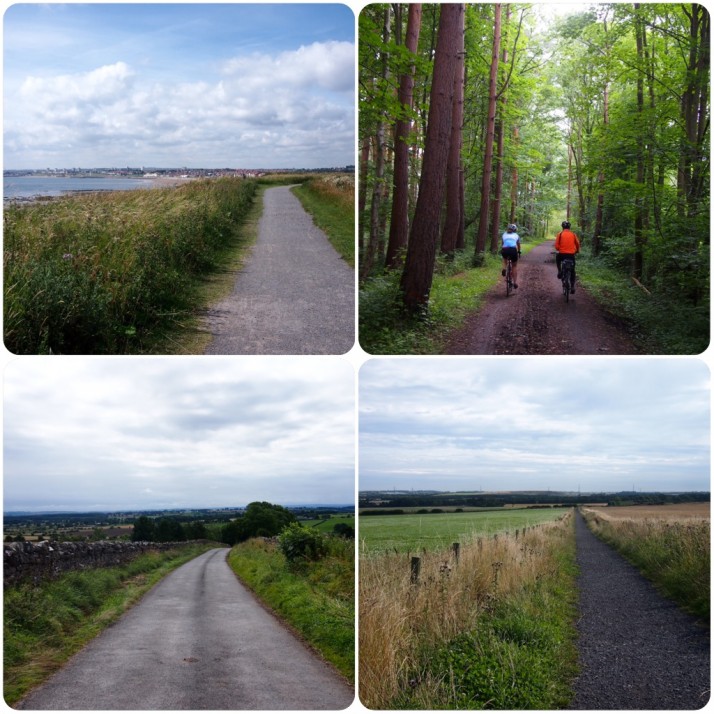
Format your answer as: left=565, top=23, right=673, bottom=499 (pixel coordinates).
left=359, top=513, right=579, bottom=708
left=4, top=543, right=218, bottom=705
left=292, top=174, right=355, bottom=267
left=227, top=537, right=354, bottom=682
left=576, top=255, right=709, bottom=354
left=4, top=178, right=257, bottom=354
left=581, top=508, right=710, bottom=620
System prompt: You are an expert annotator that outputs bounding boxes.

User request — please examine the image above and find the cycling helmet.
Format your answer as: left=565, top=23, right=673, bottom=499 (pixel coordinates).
left=507, top=224, right=517, bottom=232
left=561, top=221, right=571, bottom=229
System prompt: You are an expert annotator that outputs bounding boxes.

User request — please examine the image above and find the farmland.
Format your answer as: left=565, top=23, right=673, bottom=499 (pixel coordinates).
left=359, top=507, right=571, bottom=553
left=585, top=502, right=710, bottom=520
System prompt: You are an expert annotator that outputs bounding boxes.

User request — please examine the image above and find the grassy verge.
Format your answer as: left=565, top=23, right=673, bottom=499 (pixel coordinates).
left=581, top=509, right=710, bottom=620
left=359, top=513, right=579, bottom=708
left=4, top=543, right=218, bottom=705
left=4, top=178, right=257, bottom=354
left=576, top=255, right=709, bottom=354
left=227, top=537, right=354, bottom=682
left=292, top=175, right=355, bottom=267
left=359, top=244, right=541, bottom=354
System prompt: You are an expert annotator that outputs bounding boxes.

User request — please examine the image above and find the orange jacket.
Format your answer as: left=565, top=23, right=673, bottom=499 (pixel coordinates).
left=555, top=229, right=580, bottom=254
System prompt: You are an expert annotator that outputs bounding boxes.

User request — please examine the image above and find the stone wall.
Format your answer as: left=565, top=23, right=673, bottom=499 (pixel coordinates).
left=3, top=540, right=192, bottom=585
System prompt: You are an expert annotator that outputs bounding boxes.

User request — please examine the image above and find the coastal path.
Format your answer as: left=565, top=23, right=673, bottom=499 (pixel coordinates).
left=203, top=185, right=354, bottom=354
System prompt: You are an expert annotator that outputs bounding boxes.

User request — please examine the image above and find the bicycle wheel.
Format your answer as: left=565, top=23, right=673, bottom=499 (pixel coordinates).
left=562, top=265, right=571, bottom=302
left=506, top=262, right=512, bottom=297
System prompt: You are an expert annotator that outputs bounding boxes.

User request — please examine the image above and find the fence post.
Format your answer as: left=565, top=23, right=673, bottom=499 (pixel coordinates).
left=410, top=556, right=421, bottom=585
left=452, top=542, right=460, bottom=563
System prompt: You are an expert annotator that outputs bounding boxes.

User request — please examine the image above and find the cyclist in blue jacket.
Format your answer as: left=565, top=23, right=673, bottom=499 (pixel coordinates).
left=500, top=224, right=521, bottom=289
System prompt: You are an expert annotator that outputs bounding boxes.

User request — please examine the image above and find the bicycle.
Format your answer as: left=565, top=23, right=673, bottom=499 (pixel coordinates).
left=561, top=257, right=575, bottom=302
left=505, top=258, right=514, bottom=297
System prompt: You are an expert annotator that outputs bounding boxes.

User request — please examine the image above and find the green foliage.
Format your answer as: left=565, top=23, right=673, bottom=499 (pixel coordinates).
left=278, top=523, right=328, bottom=562
left=4, top=178, right=257, bottom=354
left=131, top=515, right=155, bottom=542
left=4, top=544, right=216, bottom=704
left=221, top=502, right=297, bottom=545
left=359, top=251, right=503, bottom=354
left=227, top=538, right=354, bottom=681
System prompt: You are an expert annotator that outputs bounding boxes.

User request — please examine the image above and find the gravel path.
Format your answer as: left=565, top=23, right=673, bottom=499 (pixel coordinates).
left=571, top=512, right=710, bottom=709
left=445, top=241, right=638, bottom=355
left=204, top=185, right=354, bottom=354
left=17, top=549, right=354, bottom=710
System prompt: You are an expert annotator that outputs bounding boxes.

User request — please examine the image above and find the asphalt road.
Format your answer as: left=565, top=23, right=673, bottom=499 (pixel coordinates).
left=17, top=548, right=354, bottom=710
left=204, top=185, right=355, bottom=354
left=571, top=512, right=710, bottom=709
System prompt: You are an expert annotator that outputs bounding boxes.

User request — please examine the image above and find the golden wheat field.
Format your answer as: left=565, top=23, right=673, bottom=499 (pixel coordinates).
left=586, top=502, right=710, bottom=520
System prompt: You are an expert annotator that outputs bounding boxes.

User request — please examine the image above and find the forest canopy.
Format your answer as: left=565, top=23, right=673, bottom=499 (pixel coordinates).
left=359, top=3, right=709, bottom=353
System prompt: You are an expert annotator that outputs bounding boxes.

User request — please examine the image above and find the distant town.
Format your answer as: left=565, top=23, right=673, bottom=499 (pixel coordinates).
left=4, top=166, right=355, bottom=179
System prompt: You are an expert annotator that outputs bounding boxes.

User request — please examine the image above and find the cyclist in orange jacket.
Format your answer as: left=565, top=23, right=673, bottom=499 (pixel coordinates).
left=555, top=221, right=580, bottom=293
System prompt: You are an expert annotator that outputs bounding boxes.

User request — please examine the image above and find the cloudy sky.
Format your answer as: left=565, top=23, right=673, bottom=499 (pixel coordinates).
left=360, top=359, right=710, bottom=494
left=4, top=359, right=355, bottom=513
left=4, top=4, right=354, bottom=169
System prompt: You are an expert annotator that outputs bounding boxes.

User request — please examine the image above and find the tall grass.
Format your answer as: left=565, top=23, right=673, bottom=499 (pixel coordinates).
left=359, top=513, right=578, bottom=708
left=227, top=536, right=354, bottom=682
left=4, top=178, right=256, bottom=354
left=581, top=508, right=710, bottom=620
left=292, top=174, right=355, bottom=266
left=4, top=543, right=217, bottom=705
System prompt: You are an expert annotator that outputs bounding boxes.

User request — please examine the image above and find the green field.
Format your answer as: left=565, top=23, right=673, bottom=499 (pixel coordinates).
left=359, top=508, right=570, bottom=553
left=302, top=515, right=355, bottom=533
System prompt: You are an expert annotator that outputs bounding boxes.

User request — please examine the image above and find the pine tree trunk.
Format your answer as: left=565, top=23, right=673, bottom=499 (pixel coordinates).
left=400, top=4, right=463, bottom=312
left=440, top=6, right=465, bottom=255
left=385, top=4, right=423, bottom=269
left=474, top=4, right=502, bottom=260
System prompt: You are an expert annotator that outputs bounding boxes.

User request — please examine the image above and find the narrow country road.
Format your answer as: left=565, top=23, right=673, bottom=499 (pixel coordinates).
left=571, top=512, right=710, bottom=710
left=17, top=548, right=354, bottom=710
left=203, top=185, right=354, bottom=354
left=445, top=241, right=638, bottom=355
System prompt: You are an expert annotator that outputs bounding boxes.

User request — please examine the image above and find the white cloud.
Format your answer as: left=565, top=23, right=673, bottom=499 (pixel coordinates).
left=5, top=41, right=355, bottom=168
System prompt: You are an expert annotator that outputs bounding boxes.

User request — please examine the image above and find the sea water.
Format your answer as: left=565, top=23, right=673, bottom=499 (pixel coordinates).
left=4, top=176, right=155, bottom=199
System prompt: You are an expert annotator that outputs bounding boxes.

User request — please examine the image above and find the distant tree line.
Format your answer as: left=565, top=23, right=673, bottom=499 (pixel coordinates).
left=131, top=516, right=207, bottom=543
left=359, top=492, right=710, bottom=510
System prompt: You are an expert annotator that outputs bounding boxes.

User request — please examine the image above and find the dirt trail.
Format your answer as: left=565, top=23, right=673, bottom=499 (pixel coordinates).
left=17, top=549, right=354, bottom=710
left=571, top=512, right=710, bottom=709
left=445, top=242, right=638, bottom=355
left=203, top=185, right=354, bottom=355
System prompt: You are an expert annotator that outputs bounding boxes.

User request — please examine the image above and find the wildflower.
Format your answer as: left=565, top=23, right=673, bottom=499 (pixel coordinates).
left=62, top=253, right=73, bottom=260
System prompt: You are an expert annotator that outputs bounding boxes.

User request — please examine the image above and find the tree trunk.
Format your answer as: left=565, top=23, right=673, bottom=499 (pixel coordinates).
left=474, top=4, right=502, bottom=260
left=509, top=125, right=519, bottom=225
left=400, top=4, right=463, bottom=312
left=440, top=5, right=465, bottom=255
left=385, top=4, right=423, bottom=269
left=633, top=4, right=646, bottom=279
left=489, top=4, right=510, bottom=253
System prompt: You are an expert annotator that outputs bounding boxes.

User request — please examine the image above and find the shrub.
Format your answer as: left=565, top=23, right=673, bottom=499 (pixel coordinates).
left=278, top=523, right=327, bottom=562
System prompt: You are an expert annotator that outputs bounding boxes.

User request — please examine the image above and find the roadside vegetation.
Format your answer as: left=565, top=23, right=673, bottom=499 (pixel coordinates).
left=227, top=526, right=354, bottom=682
left=581, top=506, right=710, bottom=620
left=360, top=506, right=570, bottom=553
left=292, top=174, right=355, bottom=267
left=4, top=178, right=256, bottom=354
left=4, top=543, right=217, bottom=705
left=359, top=512, right=578, bottom=708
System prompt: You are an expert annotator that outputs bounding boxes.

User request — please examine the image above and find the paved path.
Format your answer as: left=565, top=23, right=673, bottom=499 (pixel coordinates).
left=204, top=186, right=354, bottom=354
left=571, top=512, right=710, bottom=709
left=18, top=548, right=354, bottom=710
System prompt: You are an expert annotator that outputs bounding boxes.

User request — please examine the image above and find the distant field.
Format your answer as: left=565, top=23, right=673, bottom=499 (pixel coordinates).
left=302, top=515, right=355, bottom=533
left=589, top=503, right=710, bottom=520
left=359, top=508, right=570, bottom=553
